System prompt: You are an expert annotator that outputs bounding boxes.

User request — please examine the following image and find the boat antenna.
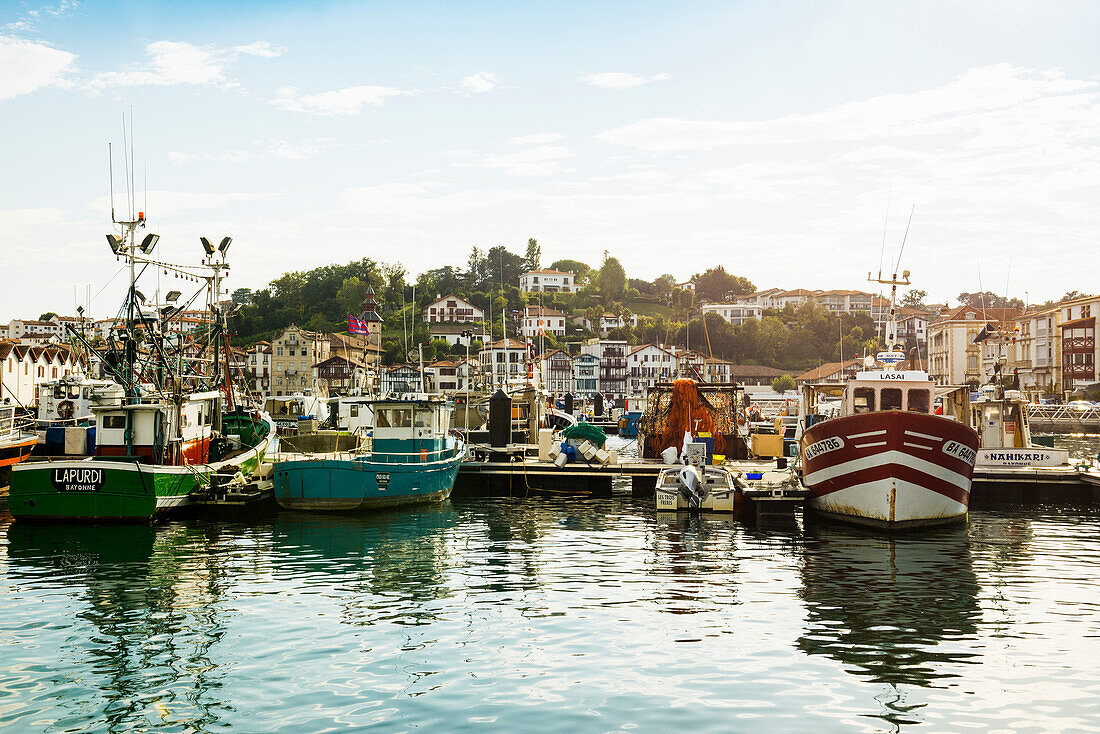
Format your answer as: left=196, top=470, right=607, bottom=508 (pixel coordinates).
left=878, top=187, right=891, bottom=281
left=129, top=106, right=136, bottom=221
left=108, top=143, right=116, bottom=222
left=893, top=204, right=914, bottom=275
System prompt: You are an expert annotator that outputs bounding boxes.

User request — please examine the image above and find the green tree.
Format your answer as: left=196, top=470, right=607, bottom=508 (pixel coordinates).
left=231, top=288, right=253, bottom=305
left=597, top=252, right=627, bottom=303
left=900, top=289, right=928, bottom=309
left=550, top=259, right=591, bottom=285
left=336, top=276, right=368, bottom=319
left=38, top=312, right=57, bottom=321
left=524, top=238, right=541, bottom=272
left=692, top=266, right=755, bottom=302
left=771, top=374, right=796, bottom=394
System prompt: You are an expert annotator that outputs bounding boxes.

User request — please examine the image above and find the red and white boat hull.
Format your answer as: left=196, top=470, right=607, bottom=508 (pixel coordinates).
left=800, top=411, right=979, bottom=529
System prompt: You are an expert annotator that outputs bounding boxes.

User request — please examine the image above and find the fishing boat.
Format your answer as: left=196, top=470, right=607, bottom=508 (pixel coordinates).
left=9, top=206, right=274, bottom=522
left=798, top=271, right=979, bottom=530
left=0, top=404, right=38, bottom=475
left=273, top=396, right=465, bottom=511
left=971, top=385, right=1069, bottom=467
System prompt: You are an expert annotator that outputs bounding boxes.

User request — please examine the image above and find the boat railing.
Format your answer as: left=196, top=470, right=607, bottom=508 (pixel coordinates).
left=1027, top=403, right=1100, bottom=428
left=281, top=442, right=468, bottom=464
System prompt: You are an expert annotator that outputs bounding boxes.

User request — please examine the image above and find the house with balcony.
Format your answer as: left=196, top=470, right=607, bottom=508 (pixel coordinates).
left=1059, top=295, right=1100, bottom=393
left=246, top=341, right=272, bottom=397
left=538, top=349, right=574, bottom=395
left=572, top=353, right=599, bottom=397
left=627, top=343, right=677, bottom=396
left=699, top=302, right=763, bottom=326
left=313, top=354, right=366, bottom=397
left=581, top=339, right=628, bottom=403
left=428, top=322, right=490, bottom=347
left=520, top=269, right=574, bottom=293
left=478, top=338, right=529, bottom=387
left=1010, top=306, right=1061, bottom=399
left=926, top=306, right=1022, bottom=385
left=421, top=294, right=484, bottom=324
left=271, top=326, right=330, bottom=397
left=522, top=305, right=568, bottom=338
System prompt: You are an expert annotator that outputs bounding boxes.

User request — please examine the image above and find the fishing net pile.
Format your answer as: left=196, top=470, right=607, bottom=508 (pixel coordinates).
left=638, top=379, right=745, bottom=457
left=562, top=422, right=607, bottom=448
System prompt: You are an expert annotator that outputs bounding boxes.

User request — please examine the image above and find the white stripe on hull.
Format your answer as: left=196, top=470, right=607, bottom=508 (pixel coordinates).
left=803, top=449, right=971, bottom=491
left=808, top=477, right=967, bottom=526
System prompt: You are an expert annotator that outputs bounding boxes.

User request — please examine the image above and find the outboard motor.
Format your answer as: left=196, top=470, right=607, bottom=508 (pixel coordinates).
left=677, top=464, right=707, bottom=508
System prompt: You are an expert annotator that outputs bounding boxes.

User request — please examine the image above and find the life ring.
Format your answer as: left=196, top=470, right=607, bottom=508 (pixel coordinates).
left=57, top=400, right=75, bottom=420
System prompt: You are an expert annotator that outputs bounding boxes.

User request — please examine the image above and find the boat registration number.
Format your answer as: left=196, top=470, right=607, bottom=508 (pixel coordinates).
left=51, top=467, right=105, bottom=492
left=942, top=440, right=976, bottom=465
left=804, top=436, right=844, bottom=460
left=376, top=472, right=391, bottom=487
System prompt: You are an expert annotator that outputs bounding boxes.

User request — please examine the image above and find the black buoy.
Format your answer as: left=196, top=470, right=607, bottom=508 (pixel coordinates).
left=593, top=392, right=604, bottom=417
left=488, top=389, right=511, bottom=449
left=564, top=392, right=574, bottom=415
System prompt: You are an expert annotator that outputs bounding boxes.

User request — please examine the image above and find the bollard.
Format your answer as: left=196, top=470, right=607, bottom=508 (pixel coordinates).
left=489, top=389, right=512, bottom=449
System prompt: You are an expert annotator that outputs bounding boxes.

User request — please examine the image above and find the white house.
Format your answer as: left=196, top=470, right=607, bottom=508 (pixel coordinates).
left=627, top=343, right=677, bottom=396
left=539, top=349, right=574, bottom=394
left=522, top=305, right=567, bottom=338
left=422, top=294, right=485, bottom=324
left=0, top=343, right=86, bottom=407
left=478, top=338, right=529, bottom=387
left=700, top=303, right=763, bottom=326
left=519, top=269, right=574, bottom=294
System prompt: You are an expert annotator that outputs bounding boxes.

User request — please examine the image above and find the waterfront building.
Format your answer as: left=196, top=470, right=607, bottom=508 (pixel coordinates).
left=519, top=268, right=574, bottom=293
left=271, top=326, right=330, bottom=397
left=729, top=364, right=790, bottom=387
left=1010, top=306, right=1061, bottom=400
left=428, top=322, right=490, bottom=346
left=572, top=353, right=600, bottom=397
left=0, top=342, right=86, bottom=406
left=421, top=294, right=484, bottom=324
left=381, top=364, right=424, bottom=394
left=627, top=343, right=677, bottom=396
left=581, top=340, right=628, bottom=403
left=246, top=341, right=272, bottom=397
left=538, top=349, right=574, bottom=395
left=1058, top=294, right=1100, bottom=393
left=794, top=359, right=862, bottom=386
left=927, top=306, right=1022, bottom=385
left=427, top=358, right=478, bottom=392
left=701, top=356, right=734, bottom=383
left=478, top=338, right=529, bottom=387
left=522, top=305, right=568, bottom=338
left=313, top=354, right=367, bottom=397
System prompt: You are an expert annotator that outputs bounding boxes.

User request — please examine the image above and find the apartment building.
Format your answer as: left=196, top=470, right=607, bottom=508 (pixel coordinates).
left=519, top=269, right=574, bottom=293
left=522, top=306, right=567, bottom=338
left=572, top=353, right=599, bottom=397
left=478, top=338, right=529, bottom=387
left=699, top=303, right=764, bottom=326
left=271, top=326, right=330, bottom=397
left=1059, top=295, right=1100, bottom=393
left=926, top=306, right=1022, bottom=385
left=626, top=343, right=677, bottom=396
left=581, top=339, right=628, bottom=404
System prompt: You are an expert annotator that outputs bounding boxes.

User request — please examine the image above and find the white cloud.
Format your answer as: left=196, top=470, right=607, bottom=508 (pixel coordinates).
left=579, top=72, right=670, bottom=89
left=509, top=132, right=563, bottom=145
left=598, top=64, right=1096, bottom=151
left=271, top=85, right=414, bottom=115
left=0, top=35, right=75, bottom=100
left=460, top=71, right=500, bottom=94
left=88, top=41, right=233, bottom=89
left=234, top=41, right=284, bottom=58
left=170, top=138, right=336, bottom=164
left=453, top=145, right=575, bottom=177
left=340, top=182, right=533, bottom=218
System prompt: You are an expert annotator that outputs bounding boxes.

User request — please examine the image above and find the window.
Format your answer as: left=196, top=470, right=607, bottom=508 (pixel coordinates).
left=881, top=388, right=903, bottom=410
left=350, top=405, right=359, bottom=417
left=415, top=410, right=432, bottom=428
left=906, top=389, right=930, bottom=413
left=103, top=414, right=126, bottom=429
left=853, top=387, right=876, bottom=414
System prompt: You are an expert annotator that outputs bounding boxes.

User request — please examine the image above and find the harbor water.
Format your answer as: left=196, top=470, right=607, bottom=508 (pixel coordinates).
left=4, top=493, right=1100, bottom=732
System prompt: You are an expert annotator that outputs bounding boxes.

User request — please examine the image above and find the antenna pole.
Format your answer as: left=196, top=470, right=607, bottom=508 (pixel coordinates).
left=108, top=143, right=116, bottom=222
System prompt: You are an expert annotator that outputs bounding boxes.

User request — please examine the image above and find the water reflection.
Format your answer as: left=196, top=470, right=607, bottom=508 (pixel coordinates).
left=797, top=521, right=981, bottom=726
left=4, top=522, right=233, bottom=733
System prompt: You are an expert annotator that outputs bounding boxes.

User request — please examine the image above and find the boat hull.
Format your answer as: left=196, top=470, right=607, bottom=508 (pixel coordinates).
left=800, top=411, right=979, bottom=530
left=8, top=460, right=204, bottom=521
left=0, top=434, right=38, bottom=468
left=8, top=416, right=274, bottom=522
left=273, top=455, right=462, bottom=511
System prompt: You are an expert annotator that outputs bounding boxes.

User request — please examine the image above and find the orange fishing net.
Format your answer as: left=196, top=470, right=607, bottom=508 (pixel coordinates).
left=638, top=378, right=742, bottom=457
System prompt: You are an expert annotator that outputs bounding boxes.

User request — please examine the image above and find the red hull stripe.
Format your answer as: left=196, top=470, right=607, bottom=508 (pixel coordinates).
left=808, top=460, right=971, bottom=505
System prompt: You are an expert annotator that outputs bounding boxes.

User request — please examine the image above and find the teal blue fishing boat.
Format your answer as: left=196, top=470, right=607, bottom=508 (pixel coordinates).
left=273, top=397, right=465, bottom=511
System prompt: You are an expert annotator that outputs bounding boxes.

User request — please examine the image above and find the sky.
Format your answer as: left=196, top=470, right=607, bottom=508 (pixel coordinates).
left=2, top=0, right=1099, bottom=319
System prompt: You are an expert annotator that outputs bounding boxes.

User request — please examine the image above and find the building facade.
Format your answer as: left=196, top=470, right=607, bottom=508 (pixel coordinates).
left=478, top=338, right=529, bottom=387
left=699, top=303, right=764, bottom=326
left=422, top=294, right=484, bottom=324
left=519, top=269, right=574, bottom=293
left=1059, top=295, right=1100, bottom=393
left=271, top=326, right=330, bottom=397
left=522, top=306, right=568, bottom=338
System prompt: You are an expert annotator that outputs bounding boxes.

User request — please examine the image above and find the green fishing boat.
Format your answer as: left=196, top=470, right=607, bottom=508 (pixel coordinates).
left=10, top=206, right=273, bottom=522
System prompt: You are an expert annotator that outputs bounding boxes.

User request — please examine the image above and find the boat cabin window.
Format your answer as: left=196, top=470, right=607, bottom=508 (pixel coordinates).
left=103, top=414, right=126, bottom=429
left=414, top=409, right=433, bottom=428
left=349, top=405, right=359, bottom=418
left=853, top=387, right=876, bottom=414
left=376, top=408, right=412, bottom=428
left=907, top=389, right=931, bottom=413
left=881, top=388, right=903, bottom=411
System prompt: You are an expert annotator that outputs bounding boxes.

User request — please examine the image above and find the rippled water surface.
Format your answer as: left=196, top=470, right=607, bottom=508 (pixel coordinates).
left=3, top=497, right=1100, bottom=732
